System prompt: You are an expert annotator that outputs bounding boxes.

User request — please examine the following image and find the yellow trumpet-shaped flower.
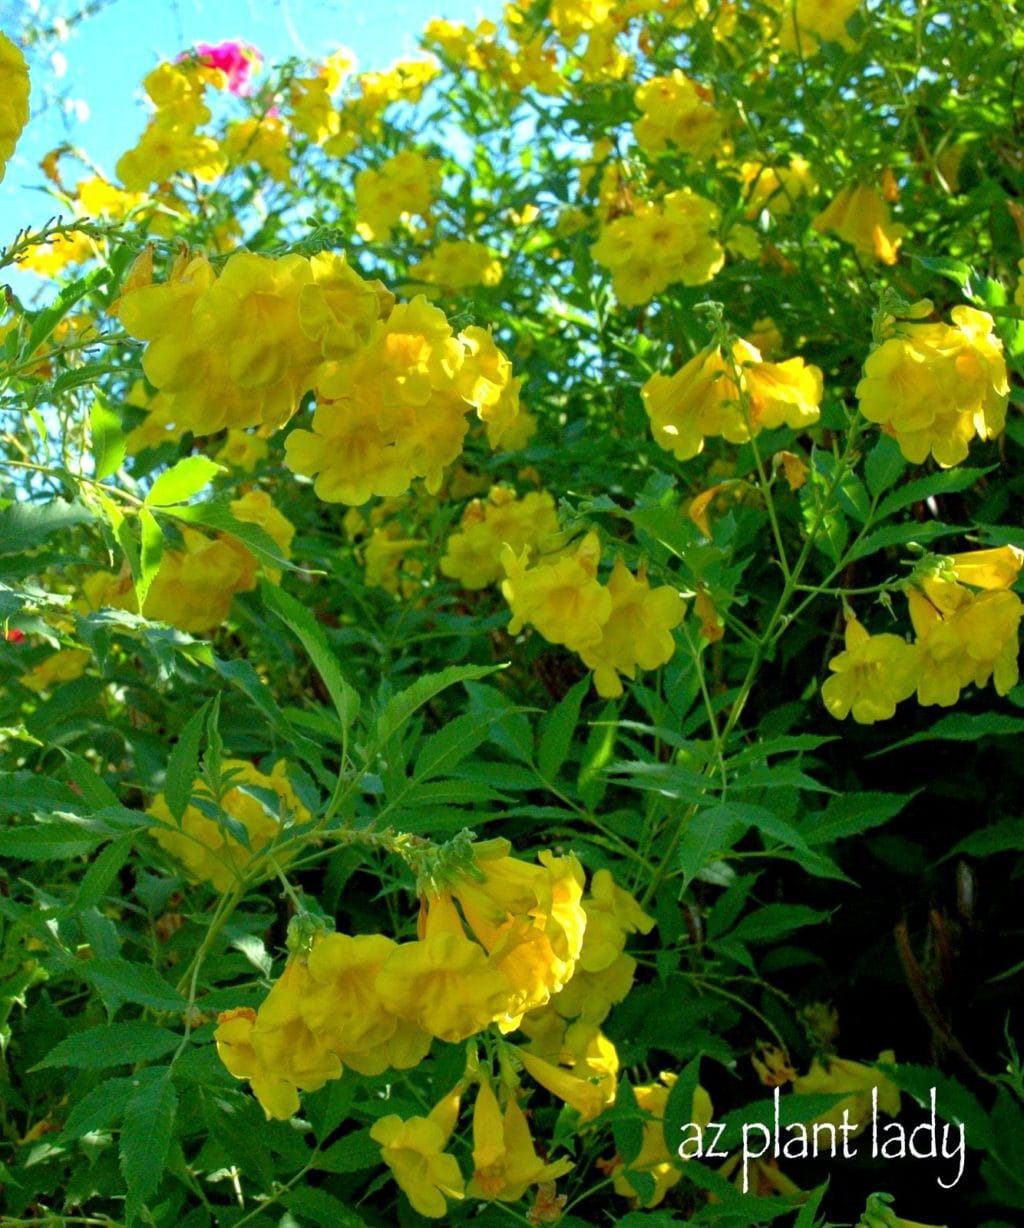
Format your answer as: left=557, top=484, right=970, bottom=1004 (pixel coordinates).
left=821, top=615, right=919, bottom=724
left=370, top=1113, right=465, bottom=1219
left=469, top=1081, right=573, bottom=1201
left=501, top=531, right=611, bottom=653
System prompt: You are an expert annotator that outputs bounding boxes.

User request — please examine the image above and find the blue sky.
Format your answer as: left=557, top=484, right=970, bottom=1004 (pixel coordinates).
left=2, top=0, right=501, bottom=243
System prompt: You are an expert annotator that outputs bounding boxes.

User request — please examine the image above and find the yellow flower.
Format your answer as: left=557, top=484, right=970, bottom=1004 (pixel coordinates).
left=579, top=559, right=685, bottom=698
left=821, top=615, right=919, bottom=724
left=440, top=487, right=559, bottom=590
left=300, top=932, right=432, bottom=1075
left=370, top=1113, right=465, bottom=1219
left=592, top=189, right=724, bottom=306
left=355, top=149, right=440, bottom=241
left=908, top=586, right=1022, bottom=706
left=501, top=531, right=612, bottom=653
left=19, top=647, right=91, bottom=693
left=741, top=158, right=815, bottom=217
left=214, top=958, right=343, bottom=1120
left=948, top=545, right=1024, bottom=590
left=0, top=31, right=30, bottom=184
left=813, top=184, right=904, bottom=264
left=457, top=325, right=522, bottom=447
left=612, top=1074, right=714, bottom=1206
left=375, top=928, right=512, bottom=1043
left=774, top=0, right=862, bottom=53
left=469, top=1081, right=573, bottom=1201
left=148, top=759, right=306, bottom=891
left=410, top=239, right=503, bottom=289
left=216, top=429, right=269, bottom=473
left=516, top=1046, right=611, bottom=1121
left=792, top=1051, right=900, bottom=1137
left=633, top=70, right=723, bottom=161
left=856, top=302, right=1008, bottom=467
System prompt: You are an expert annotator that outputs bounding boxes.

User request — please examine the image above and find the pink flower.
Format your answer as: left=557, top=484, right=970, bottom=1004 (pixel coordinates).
left=189, top=40, right=261, bottom=95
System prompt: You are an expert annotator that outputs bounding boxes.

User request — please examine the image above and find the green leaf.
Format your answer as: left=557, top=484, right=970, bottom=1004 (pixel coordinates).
left=801, top=791, right=911, bottom=842
left=314, top=1127, right=380, bottom=1173
left=940, top=818, right=1024, bottom=861
left=864, top=433, right=907, bottom=499
left=677, top=808, right=747, bottom=886
left=0, top=819, right=108, bottom=860
left=164, top=700, right=211, bottom=821
left=79, top=958, right=185, bottom=1013
left=59, top=1075, right=136, bottom=1141
left=260, top=580, right=359, bottom=734
left=145, top=455, right=222, bottom=507
left=872, top=711, right=1024, bottom=756
left=0, top=498, right=95, bottom=555
left=374, top=663, right=500, bottom=747
left=661, top=1055, right=701, bottom=1164
left=282, top=1188, right=369, bottom=1226
left=0, top=772, right=82, bottom=815
left=612, top=1079, right=645, bottom=1166
left=876, top=467, right=991, bottom=520
left=136, top=507, right=163, bottom=610
left=912, top=254, right=973, bottom=289
left=847, top=520, right=963, bottom=563
left=201, top=1093, right=275, bottom=1185
left=24, top=265, right=110, bottom=356
left=121, top=1069, right=177, bottom=1224
left=167, top=497, right=301, bottom=572
left=411, top=712, right=496, bottom=787
left=64, top=836, right=133, bottom=915
left=728, top=903, right=829, bottom=944
left=90, top=397, right=125, bottom=480
left=717, top=1090, right=849, bottom=1150
left=538, top=676, right=589, bottom=780
left=35, top=1022, right=180, bottom=1070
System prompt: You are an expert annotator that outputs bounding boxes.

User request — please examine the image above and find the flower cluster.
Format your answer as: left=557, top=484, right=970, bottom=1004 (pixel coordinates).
left=502, top=531, right=686, bottom=697
left=856, top=300, right=1008, bottom=466
left=772, top=0, right=862, bottom=53
left=116, top=60, right=226, bottom=189
left=148, top=759, right=308, bottom=891
left=0, top=31, right=28, bottom=185
left=215, top=838, right=593, bottom=1120
left=355, top=149, right=441, bottom=240
left=409, top=238, right=504, bottom=289
left=441, top=486, right=560, bottom=590
left=823, top=546, right=1023, bottom=722
left=285, top=301, right=521, bottom=503
left=642, top=338, right=823, bottom=461
left=591, top=188, right=724, bottom=305
left=632, top=70, right=723, bottom=160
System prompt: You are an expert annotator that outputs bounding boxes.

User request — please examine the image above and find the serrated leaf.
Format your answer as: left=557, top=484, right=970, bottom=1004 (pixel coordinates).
left=0, top=772, right=84, bottom=815
left=728, top=903, right=829, bottom=944
left=0, top=820, right=108, bottom=860
left=136, top=507, right=163, bottom=609
left=79, top=958, right=185, bottom=1012
left=661, top=1055, right=701, bottom=1165
left=64, top=836, right=133, bottom=915
left=35, top=1022, right=180, bottom=1070
left=314, top=1127, right=379, bottom=1173
left=872, top=711, right=1024, bottom=756
left=0, top=498, right=95, bottom=555
left=538, top=675, right=589, bottom=780
left=412, top=712, right=495, bottom=786
left=876, top=467, right=990, bottom=521
left=801, top=791, right=911, bottom=842
left=864, top=434, right=907, bottom=499
left=282, top=1187, right=368, bottom=1226
left=881, top=1062, right=993, bottom=1150
left=121, top=1069, right=177, bottom=1224
left=201, top=1093, right=274, bottom=1184
left=145, top=455, right=221, bottom=506
left=164, top=700, right=210, bottom=821
left=847, top=520, right=963, bottom=563
left=677, top=808, right=747, bottom=886
left=90, top=397, right=125, bottom=480
left=939, top=818, right=1024, bottom=861
left=59, top=1075, right=137, bottom=1141
left=374, top=663, right=500, bottom=747
left=24, top=265, right=110, bottom=356
left=260, top=579, right=359, bottom=734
